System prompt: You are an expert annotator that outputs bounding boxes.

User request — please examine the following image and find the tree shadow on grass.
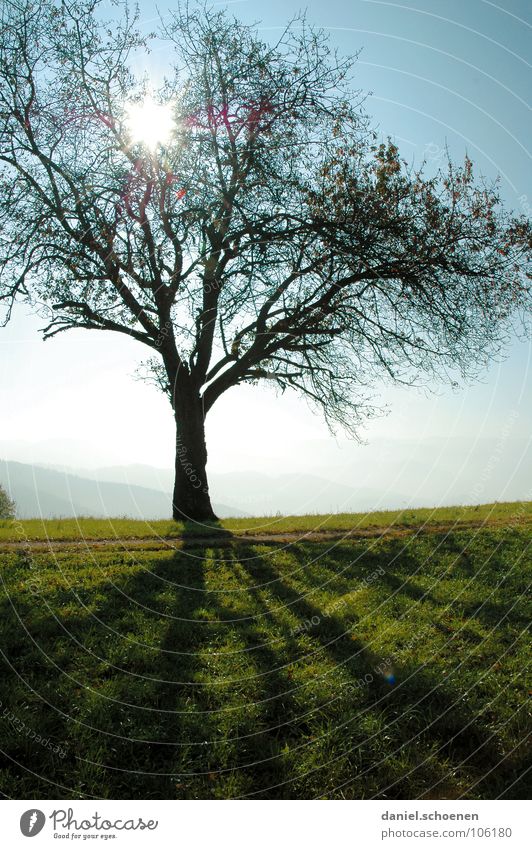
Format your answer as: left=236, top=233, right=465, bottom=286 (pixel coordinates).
left=378, top=536, right=531, bottom=632
left=0, top=543, right=215, bottom=798
left=70, top=537, right=219, bottom=798
left=0, top=539, right=529, bottom=799
left=27, top=538, right=305, bottom=798
left=231, top=543, right=439, bottom=797
left=234, top=542, right=528, bottom=799
left=180, top=519, right=233, bottom=541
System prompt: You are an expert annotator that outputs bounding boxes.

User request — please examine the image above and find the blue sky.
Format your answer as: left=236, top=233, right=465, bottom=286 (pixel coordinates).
left=1, top=0, right=530, bottom=508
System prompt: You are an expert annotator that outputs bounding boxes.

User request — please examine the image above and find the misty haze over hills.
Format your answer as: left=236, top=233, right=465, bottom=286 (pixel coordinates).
left=0, top=432, right=530, bottom=518
left=0, top=461, right=247, bottom=519
left=0, top=460, right=412, bottom=519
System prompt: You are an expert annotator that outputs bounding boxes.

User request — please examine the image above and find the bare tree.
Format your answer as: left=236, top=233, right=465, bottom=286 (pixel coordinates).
left=1, top=0, right=530, bottom=521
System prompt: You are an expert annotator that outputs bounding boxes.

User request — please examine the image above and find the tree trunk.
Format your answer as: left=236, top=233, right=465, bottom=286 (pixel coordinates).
left=172, top=392, right=217, bottom=523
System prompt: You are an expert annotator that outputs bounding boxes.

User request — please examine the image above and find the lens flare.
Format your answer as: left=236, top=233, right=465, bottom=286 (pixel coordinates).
left=125, top=97, right=175, bottom=150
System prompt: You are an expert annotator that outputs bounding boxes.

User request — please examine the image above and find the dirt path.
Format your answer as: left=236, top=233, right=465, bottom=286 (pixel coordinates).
left=0, top=517, right=525, bottom=553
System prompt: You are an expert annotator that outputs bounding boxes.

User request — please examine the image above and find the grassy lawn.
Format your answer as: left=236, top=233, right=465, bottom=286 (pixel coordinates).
left=1, top=499, right=531, bottom=541
left=0, top=509, right=530, bottom=799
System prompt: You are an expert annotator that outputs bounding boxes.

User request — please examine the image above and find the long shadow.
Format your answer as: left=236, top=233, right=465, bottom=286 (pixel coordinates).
left=78, top=537, right=306, bottom=797
left=235, top=542, right=523, bottom=799
left=82, top=536, right=220, bottom=798
left=232, top=542, right=409, bottom=796
left=378, top=535, right=531, bottom=632
left=180, top=519, right=233, bottom=541
left=0, top=537, right=529, bottom=799
left=196, top=544, right=304, bottom=795
left=0, top=553, right=92, bottom=798
left=237, top=542, right=386, bottom=676
left=0, top=542, right=218, bottom=798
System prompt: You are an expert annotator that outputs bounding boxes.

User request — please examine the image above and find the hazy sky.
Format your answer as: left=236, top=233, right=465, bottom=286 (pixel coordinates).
left=1, top=0, right=530, bottom=507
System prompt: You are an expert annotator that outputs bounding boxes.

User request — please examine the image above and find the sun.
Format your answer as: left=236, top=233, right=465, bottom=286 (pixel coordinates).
left=124, top=97, right=175, bottom=150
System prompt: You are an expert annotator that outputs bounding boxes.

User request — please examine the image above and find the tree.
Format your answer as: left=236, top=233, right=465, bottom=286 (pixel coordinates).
left=0, top=484, right=15, bottom=520
left=0, top=1, right=530, bottom=522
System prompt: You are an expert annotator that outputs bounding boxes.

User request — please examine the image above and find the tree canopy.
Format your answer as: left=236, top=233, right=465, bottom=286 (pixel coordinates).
left=0, top=0, right=530, bottom=519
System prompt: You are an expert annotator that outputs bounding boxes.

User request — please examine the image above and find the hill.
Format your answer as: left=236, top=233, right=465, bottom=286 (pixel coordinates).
left=84, top=465, right=412, bottom=515
left=0, top=460, right=245, bottom=519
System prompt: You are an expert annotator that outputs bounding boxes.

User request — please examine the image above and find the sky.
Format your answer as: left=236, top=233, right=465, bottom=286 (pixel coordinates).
left=1, top=0, right=530, bottom=509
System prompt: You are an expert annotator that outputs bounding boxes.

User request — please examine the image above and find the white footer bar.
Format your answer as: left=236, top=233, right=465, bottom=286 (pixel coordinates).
left=1, top=799, right=528, bottom=848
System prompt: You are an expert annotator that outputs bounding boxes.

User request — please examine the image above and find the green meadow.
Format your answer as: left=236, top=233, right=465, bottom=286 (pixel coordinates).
left=0, top=503, right=530, bottom=799
left=2, top=500, right=531, bottom=541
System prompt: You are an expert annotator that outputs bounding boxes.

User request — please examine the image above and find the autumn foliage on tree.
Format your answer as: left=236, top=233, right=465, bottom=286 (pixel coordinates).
left=0, top=0, right=530, bottom=520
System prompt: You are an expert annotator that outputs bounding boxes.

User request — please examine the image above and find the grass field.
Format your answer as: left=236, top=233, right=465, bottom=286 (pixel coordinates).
left=1, top=500, right=531, bottom=542
left=0, top=502, right=530, bottom=799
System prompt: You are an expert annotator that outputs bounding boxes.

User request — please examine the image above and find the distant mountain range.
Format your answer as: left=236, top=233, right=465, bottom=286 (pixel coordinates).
left=84, top=465, right=412, bottom=515
left=0, top=460, right=412, bottom=519
left=0, top=461, right=245, bottom=519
